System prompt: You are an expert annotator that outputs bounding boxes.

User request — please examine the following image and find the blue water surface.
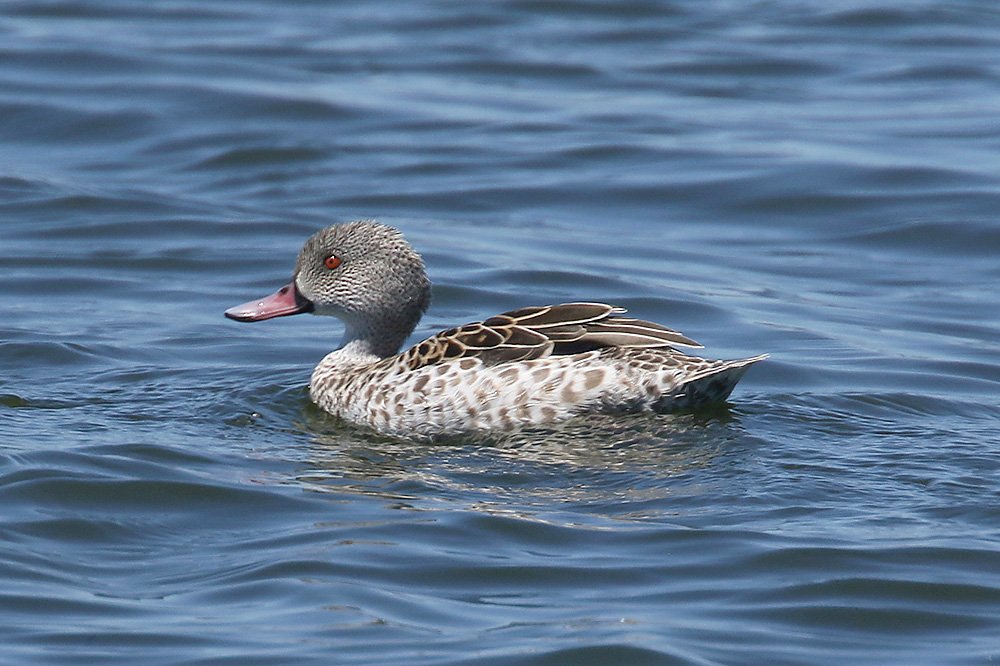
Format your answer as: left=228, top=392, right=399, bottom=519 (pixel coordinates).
left=3, top=1, right=1000, bottom=664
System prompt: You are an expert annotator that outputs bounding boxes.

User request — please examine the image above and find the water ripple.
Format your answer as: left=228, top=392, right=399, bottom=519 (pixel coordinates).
left=3, top=0, right=1000, bottom=664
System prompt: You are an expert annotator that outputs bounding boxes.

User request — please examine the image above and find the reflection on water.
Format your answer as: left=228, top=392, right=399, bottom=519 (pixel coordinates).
left=297, top=406, right=752, bottom=519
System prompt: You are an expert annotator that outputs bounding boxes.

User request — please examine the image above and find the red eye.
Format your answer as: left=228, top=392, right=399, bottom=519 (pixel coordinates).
left=324, top=255, right=341, bottom=270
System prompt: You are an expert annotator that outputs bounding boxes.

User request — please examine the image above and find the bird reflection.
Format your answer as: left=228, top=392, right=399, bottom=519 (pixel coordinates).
left=292, top=404, right=752, bottom=519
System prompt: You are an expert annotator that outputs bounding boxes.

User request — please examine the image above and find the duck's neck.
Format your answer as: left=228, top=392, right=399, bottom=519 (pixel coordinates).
left=323, top=294, right=428, bottom=366
left=336, top=334, right=390, bottom=365
left=336, top=318, right=410, bottom=362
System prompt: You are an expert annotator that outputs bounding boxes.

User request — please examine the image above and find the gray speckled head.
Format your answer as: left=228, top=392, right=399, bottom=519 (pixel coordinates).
left=294, top=221, right=431, bottom=357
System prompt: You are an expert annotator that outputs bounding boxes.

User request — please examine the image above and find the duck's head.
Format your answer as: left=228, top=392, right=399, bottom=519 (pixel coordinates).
left=225, top=221, right=431, bottom=357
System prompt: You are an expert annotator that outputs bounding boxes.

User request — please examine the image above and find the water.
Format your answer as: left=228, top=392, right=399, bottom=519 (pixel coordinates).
left=3, top=1, right=1000, bottom=664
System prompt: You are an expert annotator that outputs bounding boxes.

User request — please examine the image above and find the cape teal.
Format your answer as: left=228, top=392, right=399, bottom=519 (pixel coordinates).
left=226, top=221, right=766, bottom=439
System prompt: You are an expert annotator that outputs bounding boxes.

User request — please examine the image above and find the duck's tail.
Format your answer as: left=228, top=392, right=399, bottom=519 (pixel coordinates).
left=672, top=354, right=768, bottom=408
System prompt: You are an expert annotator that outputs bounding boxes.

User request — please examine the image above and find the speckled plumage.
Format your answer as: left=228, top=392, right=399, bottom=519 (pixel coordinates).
left=226, top=221, right=766, bottom=439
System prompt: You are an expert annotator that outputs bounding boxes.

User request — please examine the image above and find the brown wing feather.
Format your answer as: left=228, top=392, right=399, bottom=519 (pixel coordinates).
left=576, top=317, right=702, bottom=349
left=397, top=302, right=701, bottom=370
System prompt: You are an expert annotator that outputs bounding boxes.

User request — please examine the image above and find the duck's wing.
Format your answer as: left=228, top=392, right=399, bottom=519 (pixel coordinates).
left=397, top=302, right=702, bottom=370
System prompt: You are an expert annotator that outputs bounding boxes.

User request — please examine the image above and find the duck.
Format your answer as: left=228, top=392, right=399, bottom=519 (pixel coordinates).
left=225, top=220, right=766, bottom=439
